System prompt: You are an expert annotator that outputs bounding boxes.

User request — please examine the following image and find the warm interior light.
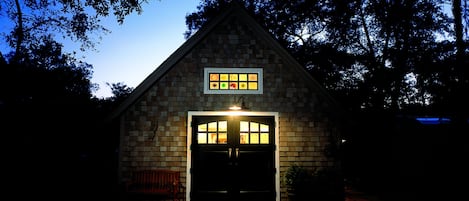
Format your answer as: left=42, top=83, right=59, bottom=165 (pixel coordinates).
left=229, top=105, right=242, bottom=110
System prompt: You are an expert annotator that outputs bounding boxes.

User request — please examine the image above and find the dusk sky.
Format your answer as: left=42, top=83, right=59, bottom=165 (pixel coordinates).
left=1, top=0, right=200, bottom=98
left=79, top=0, right=200, bottom=98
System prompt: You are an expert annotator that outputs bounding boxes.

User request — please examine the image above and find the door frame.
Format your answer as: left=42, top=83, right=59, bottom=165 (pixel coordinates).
left=187, top=111, right=279, bottom=201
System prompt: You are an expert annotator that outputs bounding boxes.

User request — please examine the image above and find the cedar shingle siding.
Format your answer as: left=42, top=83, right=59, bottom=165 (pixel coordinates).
left=114, top=4, right=342, bottom=201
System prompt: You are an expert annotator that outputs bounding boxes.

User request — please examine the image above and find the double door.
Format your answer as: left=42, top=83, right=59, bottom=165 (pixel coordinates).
left=190, top=116, right=275, bottom=201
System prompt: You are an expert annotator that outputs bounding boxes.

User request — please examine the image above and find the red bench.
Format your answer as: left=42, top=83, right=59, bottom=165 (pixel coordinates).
left=125, top=169, right=181, bottom=201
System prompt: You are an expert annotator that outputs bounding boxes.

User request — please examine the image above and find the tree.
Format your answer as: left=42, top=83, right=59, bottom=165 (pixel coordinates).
left=185, top=0, right=454, bottom=112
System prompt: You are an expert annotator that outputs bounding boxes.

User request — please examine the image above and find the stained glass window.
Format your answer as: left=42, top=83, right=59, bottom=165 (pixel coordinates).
left=204, top=68, right=263, bottom=94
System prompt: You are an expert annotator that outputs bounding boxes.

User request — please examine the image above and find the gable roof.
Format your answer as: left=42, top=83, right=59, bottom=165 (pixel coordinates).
left=108, top=3, right=339, bottom=120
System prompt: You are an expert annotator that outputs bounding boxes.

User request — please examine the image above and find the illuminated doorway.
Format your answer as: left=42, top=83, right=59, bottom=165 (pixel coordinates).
left=187, top=112, right=279, bottom=201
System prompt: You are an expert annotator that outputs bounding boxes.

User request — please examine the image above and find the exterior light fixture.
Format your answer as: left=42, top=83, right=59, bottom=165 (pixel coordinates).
left=229, top=96, right=247, bottom=110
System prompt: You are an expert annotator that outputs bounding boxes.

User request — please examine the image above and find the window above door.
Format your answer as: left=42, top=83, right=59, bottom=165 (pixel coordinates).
left=204, top=68, right=263, bottom=94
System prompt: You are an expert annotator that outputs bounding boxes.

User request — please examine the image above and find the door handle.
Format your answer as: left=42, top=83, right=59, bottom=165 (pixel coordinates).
left=228, top=148, right=232, bottom=158
left=235, top=148, right=239, bottom=158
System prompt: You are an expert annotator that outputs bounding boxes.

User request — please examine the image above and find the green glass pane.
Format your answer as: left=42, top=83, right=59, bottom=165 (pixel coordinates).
left=220, top=82, right=229, bottom=89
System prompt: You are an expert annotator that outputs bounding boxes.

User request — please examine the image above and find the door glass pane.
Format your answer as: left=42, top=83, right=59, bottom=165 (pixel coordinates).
left=198, top=124, right=207, bottom=132
left=219, top=121, right=227, bottom=131
left=240, top=133, right=248, bottom=144
left=260, top=133, right=269, bottom=144
left=218, top=133, right=227, bottom=144
left=250, top=122, right=259, bottom=132
left=198, top=133, right=207, bottom=144
left=208, top=133, right=217, bottom=144
left=260, top=124, right=269, bottom=132
left=250, top=133, right=259, bottom=144
left=240, top=121, right=249, bottom=132
left=208, top=122, right=217, bottom=132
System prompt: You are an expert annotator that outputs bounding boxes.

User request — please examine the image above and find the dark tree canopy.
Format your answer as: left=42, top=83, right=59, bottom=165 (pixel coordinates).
left=185, top=0, right=468, bottom=116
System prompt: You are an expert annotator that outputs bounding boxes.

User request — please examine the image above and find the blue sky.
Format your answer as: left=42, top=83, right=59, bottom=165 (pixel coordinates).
left=77, top=0, right=200, bottom=98
left=1, top=0, right=200, bottom=98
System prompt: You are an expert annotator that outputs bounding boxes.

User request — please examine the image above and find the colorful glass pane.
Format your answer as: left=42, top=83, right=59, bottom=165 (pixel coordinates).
left=248, top=82, right=258, bottom=90
left=220, top=74, right=229, bottom=81
left=239, top=74, right=248, bottom=81
left=239, top=82, right=247, bottom=89
left=210, top=73, right=219, bottom=81
left=248, top=74, right=258, bottom=81
left=210, top=82, right=219, bottom=89
left=230, top=74, right=238, bottom=81
left=230, top=82, right=238, bottom=89
left=220, top=82, right=229, bottom=89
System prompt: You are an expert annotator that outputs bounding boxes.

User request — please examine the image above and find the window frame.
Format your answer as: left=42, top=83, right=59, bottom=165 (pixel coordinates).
left=203, top=67, right=263, bottom=94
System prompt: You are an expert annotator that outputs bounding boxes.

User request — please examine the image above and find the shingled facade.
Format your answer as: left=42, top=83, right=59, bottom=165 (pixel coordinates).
left=111, top=4, right=343, bottom=201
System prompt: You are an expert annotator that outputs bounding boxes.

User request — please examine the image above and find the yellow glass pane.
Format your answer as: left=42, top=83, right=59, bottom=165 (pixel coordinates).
left=218, top=133, right=227, bottom=144
left=229, top=74, right=238, bottom=81
left=260, top=124, right=269, bottom=132
left=260, top=133, right=269, bottom=144
left=218, top=121, right=227, bottom=131
left=198, top=133, right=207, bottom=144
left=208, top=133, right=217, bottom=144
left=250, top=122, right=259, bottom=132
left=210, top=82, right=219, bottom=89
left=208, top=122, right=217, bottom=132
left=220, top=82, right=229, bottom=89
left=210, top=73, right=219, bottom=81
left=250, top=133, right=259, bottom=144
left=239, top=74, right=248, bottom=81
left=240, top=133, right=248, bottom=144
left=229, top=82, right=238, bottom=89
left=240, top=121, right=249, bottom=132
left=248, top=82, right=258, bottom=90
left=198, top=124, right=207, bottom=132
left=248, top=74, right=258, bottom=81
left=220, top=74, right=229, bottom=81
left=239, top=82, right=247, bottom=89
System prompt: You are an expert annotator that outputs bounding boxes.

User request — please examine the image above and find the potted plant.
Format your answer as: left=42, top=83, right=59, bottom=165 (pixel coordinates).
left=284, top=164, right=309, bottom=200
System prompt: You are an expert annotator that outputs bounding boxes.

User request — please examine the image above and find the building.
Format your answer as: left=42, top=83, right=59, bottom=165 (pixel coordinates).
left=110, top=3, right=343, bottom=201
